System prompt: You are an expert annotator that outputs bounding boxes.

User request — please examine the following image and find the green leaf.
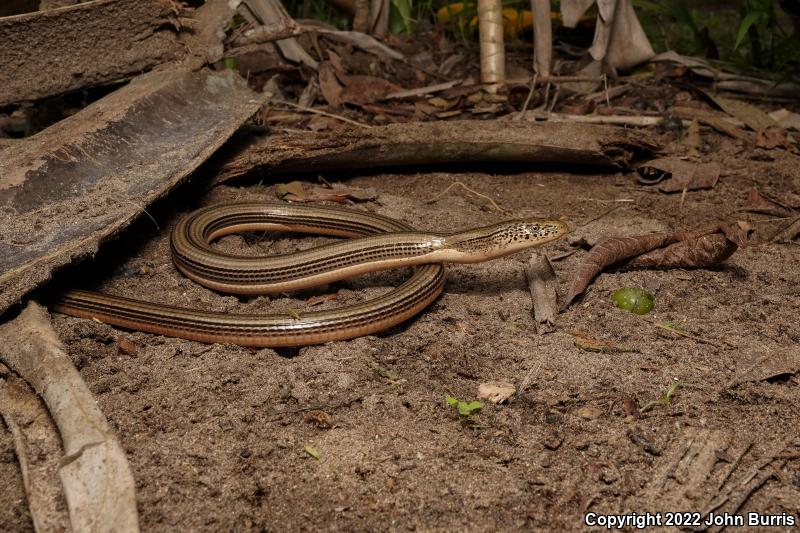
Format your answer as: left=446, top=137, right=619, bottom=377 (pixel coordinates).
left=734, top=11, right=762, bottom=50
left=389, top=0, right=413, bottom=34
left=458, top=401, right=483, bottom=417
left=445, top=396, right=459, bottom=407
left=304, top=445, right=320, bottom=460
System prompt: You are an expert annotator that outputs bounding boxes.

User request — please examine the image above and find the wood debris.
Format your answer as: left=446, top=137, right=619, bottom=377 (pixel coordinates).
left=0, top=0, right=183, bottom=106
left=0, top=70, right=264, bottom=315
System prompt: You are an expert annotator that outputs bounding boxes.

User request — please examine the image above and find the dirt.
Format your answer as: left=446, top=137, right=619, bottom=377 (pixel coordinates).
left=1, top=126, right=800, bottom=531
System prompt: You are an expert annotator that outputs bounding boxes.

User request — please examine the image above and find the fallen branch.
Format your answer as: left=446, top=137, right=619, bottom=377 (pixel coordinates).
left=0, top=374, right=70, bottom=532
left=0, top=303, right=139, bottom=532
left=216, top=120, right=656, bottom=182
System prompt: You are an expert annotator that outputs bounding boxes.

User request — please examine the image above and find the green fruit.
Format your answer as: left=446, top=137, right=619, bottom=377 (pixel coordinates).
left=611, top=288, right=654, bottom=315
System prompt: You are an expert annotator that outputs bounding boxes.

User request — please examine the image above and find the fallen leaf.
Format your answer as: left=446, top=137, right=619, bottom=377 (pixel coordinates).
left=117, top=336, right=137, bottom=356
left=318, top=61, right=344, bottom=107
left=701, top=90, right=778, bottom=131
left=562, top=225, right=745, bottom=309
left=624, top=232, right=740, bottom=269
left=769, top=108, right=800, bottom=131
left=745, top=188, right=793, bottom=216
left=306, top=293, right=339, bottom=306
left=477, top=381, right=516, bottom=404
left=636, top=157, right=720, bottom=192
left=275, top=180, right=377, bottom=203
left=574, top=406, right=603, bottom=420
left=339, top=75, right=404, bottom=105
left=572, top=331, right=630, bottom=352
left=755, top=127, right=799, bottom=154
left=304, top=445, right=321, bottom=460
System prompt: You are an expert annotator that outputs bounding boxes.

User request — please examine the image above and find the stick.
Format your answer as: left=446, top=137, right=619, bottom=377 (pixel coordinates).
left=270, top=99, right=373, bottom=128
left=427, top=181, right=513, bottom=216
left=0, top=303, right=140, bottom=532
left=525, top=253, right=558, bottom=332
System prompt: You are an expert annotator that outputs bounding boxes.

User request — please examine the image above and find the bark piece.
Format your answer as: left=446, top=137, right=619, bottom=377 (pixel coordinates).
left=0, top=69, right=264, bottom=316
left=0, top=375, right=70, bottom=532
left=0, top=0, right=182, bottom=106
left=0, top=303, right=139, bottom=532
left=525, top=253, right=558, bottom=332
left=179, top=0, right=238, bottom=69
left=216, top=121, right=656, bottom=182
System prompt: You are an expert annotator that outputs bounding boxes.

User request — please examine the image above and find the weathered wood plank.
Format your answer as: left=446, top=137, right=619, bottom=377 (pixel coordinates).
left=0, top=0, right=182, bottom=106
left=0, top=69, right=264, bottom=315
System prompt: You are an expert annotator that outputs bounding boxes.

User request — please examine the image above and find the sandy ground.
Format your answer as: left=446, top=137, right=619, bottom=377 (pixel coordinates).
left=1, top=128, right=799, bottom=531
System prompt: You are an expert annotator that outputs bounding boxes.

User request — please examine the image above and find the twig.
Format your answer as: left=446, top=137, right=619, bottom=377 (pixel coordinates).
left=385, top=80, right=462, bottom=100
left=271, top=99, right=372, bottom=128
left=514, top=72, right=538, bottom=121
left=427, top=181, right=513, bottom=216
left=549, top=249, right=578, bottom=261
left=716, top=441, right=753, bottom=491
left=520, top=112, right=669, bottom=127
left=769, top=214, right=800, bottom=242
left=644, top=317, right=724, bottom=349
left=578, top=204, right=624, bottom=227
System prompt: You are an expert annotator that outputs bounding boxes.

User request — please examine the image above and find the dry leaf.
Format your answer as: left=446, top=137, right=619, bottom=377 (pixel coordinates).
left=572, top=331, right=629, bottom=352
left=624, top=232, right=739, bottom=269
left=769, top=108, right=800, bottom=131
left=306, top=293, right=339, bottom=306
left=276, top=181, right=377, bottom=203
left=702, top=90, right=778, bottom=131
left=477, top=381, right=516, bottom=404
left=745, top=188, right=793, bottom=216
left=755, top=127, right=799, bottom=154
left=637, top=157, right=720, bottom=192
left=318, top=61, right=343, bottom=107
left=562, top=225, right=745, bottom=309
left=339, top=75, right=404, bottom=105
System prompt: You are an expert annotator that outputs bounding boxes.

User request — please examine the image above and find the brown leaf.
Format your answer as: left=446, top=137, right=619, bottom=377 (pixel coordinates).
left=755, top=127, right=799, bottom=153
left=702, top=91, right=778, bottom=131
left=306, top=293, right=339, bottom=306
left=339, top=75, right=403, bottom=105
left=572, top=331, right=630, bottom=353
left=624, top=232, right=739, bottom=269
left=117, top=336, right=137, bottom=356
left=275, top=180, right=377, bottom=203
left=745, top=187, right=793, bottom=216
left=477, top=381, right=516, bottom=404
left=636, top=157, right=720, bottom=192
left=318, top=61, right=343, bottom=107
left=562, top=225, right=745, bottom=309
